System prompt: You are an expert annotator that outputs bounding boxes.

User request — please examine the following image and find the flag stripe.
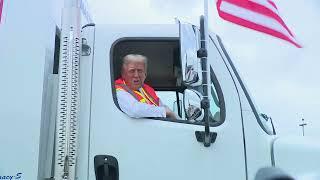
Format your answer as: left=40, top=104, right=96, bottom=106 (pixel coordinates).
left=220, top=1, right=294, bottom=41
left=216, top=0, right=301, bottom=48
left=251, top=0, right=278, bottom=12
left=227, top=0, right=278, bottom=14
left=222, top=0, right=294, bottom=36
left=252, top=0, right=294, bottom=36
left=0, top=0, right=4, bottom=23
left=218, top=11, right=301, bottom=48
left=267, top=0, right=278, bottom=10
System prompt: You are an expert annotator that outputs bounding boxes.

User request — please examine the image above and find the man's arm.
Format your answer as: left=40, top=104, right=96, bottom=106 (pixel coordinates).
left=116, top=90, right=166, bottom=118
left=159, top=99, right=177, bottom=119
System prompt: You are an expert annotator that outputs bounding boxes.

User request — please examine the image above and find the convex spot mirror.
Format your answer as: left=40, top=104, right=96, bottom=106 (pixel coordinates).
left=183, top=89, right=203, bottom=121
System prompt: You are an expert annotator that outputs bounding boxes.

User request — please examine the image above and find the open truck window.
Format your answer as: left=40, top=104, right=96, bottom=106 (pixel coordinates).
left=111, top=37, right=224, bottom=126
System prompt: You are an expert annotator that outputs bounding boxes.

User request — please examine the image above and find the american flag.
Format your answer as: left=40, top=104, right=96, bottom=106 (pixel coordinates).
left=216, top=0, right=301, bottom=48
left=0, top=0, right=3, bottom=24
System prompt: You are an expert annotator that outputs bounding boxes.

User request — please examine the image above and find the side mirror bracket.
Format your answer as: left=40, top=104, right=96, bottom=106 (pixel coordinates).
left=195, top=131, right=217, bottom=146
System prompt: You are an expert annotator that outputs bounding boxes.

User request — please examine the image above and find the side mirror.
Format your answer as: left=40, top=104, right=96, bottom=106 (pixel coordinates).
left=179, top=23, right=202, bottom=86
left=260, top=113, right=276, bottom=135
left=183, top=89, right=203, bottom=121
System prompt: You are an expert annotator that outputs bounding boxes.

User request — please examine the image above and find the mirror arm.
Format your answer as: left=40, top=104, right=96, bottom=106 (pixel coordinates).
left=194, top=15, right=217, bottom=147
left=195, top=100, right=217, bottom=147
left=201, top=99, right=217, bottom=147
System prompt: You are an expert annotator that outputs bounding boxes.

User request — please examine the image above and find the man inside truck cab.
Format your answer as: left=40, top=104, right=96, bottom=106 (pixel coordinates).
left=115, top=54, right=177, bottom=119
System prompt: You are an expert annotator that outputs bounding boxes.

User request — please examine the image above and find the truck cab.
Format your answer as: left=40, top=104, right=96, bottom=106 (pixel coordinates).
left=75, top=22, right=275, bottom=180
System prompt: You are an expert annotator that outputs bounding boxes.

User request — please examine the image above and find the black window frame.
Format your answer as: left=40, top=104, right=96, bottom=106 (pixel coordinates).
left=110, top=37, right=226, bottom=127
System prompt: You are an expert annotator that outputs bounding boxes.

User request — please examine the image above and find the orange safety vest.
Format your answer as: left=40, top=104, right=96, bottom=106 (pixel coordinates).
left=115, top=78, right=160, bottom=106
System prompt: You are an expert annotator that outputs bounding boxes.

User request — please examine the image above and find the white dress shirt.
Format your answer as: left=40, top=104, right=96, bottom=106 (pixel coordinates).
left=116, top=89, right=166, bottom=118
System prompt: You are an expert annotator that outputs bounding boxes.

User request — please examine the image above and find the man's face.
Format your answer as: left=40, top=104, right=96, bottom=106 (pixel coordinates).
left=122, top=61, right=146, bottom=90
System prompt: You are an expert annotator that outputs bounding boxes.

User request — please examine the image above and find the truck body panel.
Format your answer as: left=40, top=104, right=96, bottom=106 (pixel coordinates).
left=0, top=1, right=57, bottom=179
left=0, top=1, right=91, bottom=179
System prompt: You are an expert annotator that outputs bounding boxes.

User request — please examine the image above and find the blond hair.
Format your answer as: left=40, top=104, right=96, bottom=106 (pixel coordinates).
left=122, top=54, right=148, bottom=72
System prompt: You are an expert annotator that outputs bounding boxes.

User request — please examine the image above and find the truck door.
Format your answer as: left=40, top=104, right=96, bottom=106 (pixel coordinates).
left=86, top=24, right=247, bottom=180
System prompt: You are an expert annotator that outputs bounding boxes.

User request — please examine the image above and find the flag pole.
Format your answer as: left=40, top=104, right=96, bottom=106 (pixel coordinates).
left=204, top=0, right=209, bottom=48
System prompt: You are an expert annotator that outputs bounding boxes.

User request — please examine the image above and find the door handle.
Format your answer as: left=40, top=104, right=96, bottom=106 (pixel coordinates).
left=94, top=155, right=119, bottom=180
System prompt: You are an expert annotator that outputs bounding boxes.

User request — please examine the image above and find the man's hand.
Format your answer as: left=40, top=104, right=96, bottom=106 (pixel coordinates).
left=165, top=106, right=177, bottom=119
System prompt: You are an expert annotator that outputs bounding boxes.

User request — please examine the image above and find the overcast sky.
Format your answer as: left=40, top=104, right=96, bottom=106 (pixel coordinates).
left=87, top=0, right=320, bottom=137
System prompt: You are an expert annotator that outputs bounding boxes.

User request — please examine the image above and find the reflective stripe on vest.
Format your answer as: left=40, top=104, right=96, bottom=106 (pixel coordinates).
left=115, top=84, right=159, bottom=106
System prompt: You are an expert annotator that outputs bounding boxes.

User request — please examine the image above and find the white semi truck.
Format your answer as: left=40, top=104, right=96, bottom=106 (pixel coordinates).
left=0, top=0, right=319, bottom=180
